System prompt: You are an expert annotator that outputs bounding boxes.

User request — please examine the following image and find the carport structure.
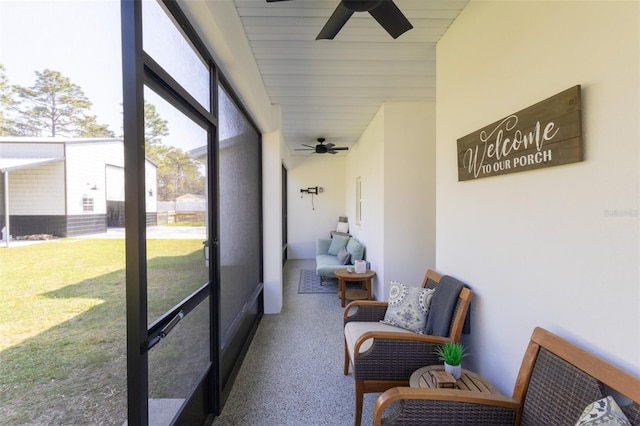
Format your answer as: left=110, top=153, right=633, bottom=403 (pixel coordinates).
left=0, top=137, right=156, bottom=247
left=0, top=143, right=65, bottom=248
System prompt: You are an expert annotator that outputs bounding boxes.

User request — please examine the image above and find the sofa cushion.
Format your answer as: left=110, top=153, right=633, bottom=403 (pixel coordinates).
left=337, top=247, right=351, bottom=265
left=316, top=238, right=331, bottom=255
left=576, top=396, right=630, bottom=426
left=346, top=238, right=365, bottom=264
left=316, top=254, right=345, bottom=277
left=344, top=321, right=414, bottom=361
left=316, top=253, right=342, bottom=264
left=381, top=281, right=435, bottom=333
left=328, top=234, right=350, bottom=255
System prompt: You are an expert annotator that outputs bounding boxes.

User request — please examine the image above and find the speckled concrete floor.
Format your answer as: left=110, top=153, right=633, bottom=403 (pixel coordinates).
left=212, top=259, right=380, bottom=426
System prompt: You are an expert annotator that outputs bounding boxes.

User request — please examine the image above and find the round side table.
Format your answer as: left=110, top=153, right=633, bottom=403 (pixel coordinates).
left=410, top=365, right=501, bottom=394
left=333, top=268, right=376, bottom=307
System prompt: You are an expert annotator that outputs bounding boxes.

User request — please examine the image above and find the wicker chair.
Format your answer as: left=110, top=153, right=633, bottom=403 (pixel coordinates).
left=373, top=327, right=640, bottom=425
left=343, top=269, right=473, bottom=426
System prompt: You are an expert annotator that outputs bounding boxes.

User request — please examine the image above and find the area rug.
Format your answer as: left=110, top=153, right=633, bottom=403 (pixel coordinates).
left=298, top=269, right=336, bottom=294
left=297, top=269, right=359, bottom=294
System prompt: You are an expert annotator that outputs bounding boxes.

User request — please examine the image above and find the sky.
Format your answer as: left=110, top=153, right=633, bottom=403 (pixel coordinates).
left=0, top=0, right=242, bottom=149
left=0, top=0, right=124, bottom=136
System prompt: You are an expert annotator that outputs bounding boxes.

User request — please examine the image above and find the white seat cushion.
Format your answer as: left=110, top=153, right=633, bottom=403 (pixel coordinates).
left=344, top=321, right=414, bottom=362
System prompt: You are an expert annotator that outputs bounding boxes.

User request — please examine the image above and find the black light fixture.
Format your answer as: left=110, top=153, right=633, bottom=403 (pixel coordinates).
left=300, top=186, right=323, bottom=210
left=300, top=186, right=319, bottom=196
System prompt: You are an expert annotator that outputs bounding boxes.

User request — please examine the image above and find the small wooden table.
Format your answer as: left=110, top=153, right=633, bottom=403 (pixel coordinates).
left=334, top=268, right=376, bottom=307
left=410, top=365, right=501, bottom=394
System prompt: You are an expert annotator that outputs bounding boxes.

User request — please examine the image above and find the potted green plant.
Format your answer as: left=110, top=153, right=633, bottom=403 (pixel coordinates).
left=435, top=341, right=469, bottom=379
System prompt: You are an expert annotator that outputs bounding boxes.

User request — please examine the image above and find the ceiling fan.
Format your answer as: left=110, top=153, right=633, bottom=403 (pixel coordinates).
left=266, top=0, right=413, bottom=40
left=295, top=138, right=349, bottom=154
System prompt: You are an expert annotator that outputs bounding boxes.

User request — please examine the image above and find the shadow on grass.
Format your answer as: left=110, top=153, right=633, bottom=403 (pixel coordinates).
left=0, top=242, right=210, bottom=426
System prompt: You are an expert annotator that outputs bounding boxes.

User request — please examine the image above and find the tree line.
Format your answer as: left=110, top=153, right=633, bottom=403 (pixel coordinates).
left=0, top=65, right=114, bottom=137
left=0, top=65, right=204, bottom=202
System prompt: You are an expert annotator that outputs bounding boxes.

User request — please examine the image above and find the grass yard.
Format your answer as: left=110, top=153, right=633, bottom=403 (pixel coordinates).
left=0, top=237, right=207, bottom=425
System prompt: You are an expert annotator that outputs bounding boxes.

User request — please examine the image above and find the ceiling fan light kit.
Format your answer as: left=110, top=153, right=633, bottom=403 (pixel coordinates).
left=266, top=0, right=413, bottom=40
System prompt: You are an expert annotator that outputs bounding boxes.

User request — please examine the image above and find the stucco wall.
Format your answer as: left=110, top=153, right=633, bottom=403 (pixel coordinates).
left=382, top=102, right=436, bottom=297
left=436, top=0, right=640, bottom=393
left=347, top=102, right=437, bottom=300
left=287, top=155, right=347, bottom=259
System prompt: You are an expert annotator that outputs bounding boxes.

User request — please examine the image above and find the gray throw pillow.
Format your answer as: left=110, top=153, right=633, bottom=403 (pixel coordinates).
left=337, top=247, right=350, bottom=265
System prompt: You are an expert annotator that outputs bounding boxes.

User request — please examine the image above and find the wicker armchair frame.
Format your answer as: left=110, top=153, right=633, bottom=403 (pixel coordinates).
left=343, top=269, right=473, bottom=426
left=373, top=327, right=640, bottom=425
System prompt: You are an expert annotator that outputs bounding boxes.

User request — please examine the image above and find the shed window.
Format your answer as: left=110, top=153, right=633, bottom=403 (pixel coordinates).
left=83, top=196, right=94, bottom=212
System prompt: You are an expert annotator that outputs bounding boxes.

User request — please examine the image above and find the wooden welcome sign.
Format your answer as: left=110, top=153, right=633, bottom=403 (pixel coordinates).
left=457, top=86, right=583, bottom=181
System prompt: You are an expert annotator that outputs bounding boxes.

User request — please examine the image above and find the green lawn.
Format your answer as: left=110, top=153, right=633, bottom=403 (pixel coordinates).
left=0, top=237, right=207, bottom=425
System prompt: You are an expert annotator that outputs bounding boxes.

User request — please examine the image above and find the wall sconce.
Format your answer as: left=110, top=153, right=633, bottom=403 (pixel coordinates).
left=300, top=186, right=323, bottom=210
left=300, top=186, right=319, bottom=196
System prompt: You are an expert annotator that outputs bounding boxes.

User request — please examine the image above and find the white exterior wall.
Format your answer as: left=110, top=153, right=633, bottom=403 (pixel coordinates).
left=0, top=141, right=63, bottom=158
left=436, top=0, right=640, bottom=394
left=1, top=141, right=66, bottom=215
left=382, top=102, right=436, bottom=296
left=287, top=155, right=347, bottom=259
left=105, top=164, right=124, bottom=201
left=65, top=140, right=123, bottom=215
left=9, top=162, right=65, bottom=215
left=105, top=160, right=157, bottom=212
left=346, top=102, right=437, bottom=300
left=345, top=106, right=385, bottom=294
left=262, top=130, right=283, bottom=313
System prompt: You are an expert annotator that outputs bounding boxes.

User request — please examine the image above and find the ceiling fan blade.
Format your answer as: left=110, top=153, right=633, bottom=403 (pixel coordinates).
left=332, top=147, right=349, bottom=151
left=325, top=143, right=335, bottom=149
left=328, top=151, right=338, bottom=154
left=266, top=0, right=292, bottom=2
left=316, top=3, right=353, bottom=40
left=368, top=1, right=413, bottom=39
left=295, top=148, right=314, bottom=151
left=301, top=144, right=315, bottom=148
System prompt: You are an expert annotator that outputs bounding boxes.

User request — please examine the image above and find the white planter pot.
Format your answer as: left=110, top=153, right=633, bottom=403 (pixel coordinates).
left=444, top=362, right=461, bottom=379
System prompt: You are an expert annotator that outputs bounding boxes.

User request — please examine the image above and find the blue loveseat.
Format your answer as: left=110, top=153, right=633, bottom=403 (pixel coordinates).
left=315, top=235, right=365, bottom=278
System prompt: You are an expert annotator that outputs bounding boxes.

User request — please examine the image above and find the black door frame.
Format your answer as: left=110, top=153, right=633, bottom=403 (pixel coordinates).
left=121, top=1, right=264, bottom=424
left=121, top=1, right=220, bottom=424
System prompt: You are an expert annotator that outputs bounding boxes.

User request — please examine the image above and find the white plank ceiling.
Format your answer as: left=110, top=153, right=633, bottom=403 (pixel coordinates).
left=232, top=0, right=468, bottom=155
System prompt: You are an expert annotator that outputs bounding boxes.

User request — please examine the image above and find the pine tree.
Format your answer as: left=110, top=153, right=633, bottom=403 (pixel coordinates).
left=0, top=64, right=17, bottom=135
left=142, top=101, right=204, bottom=201
left=75, top=114, right=115, bottom=138
left=14, top=69, right=113, bottom=137
left=144, top=100, right=169, bottom=144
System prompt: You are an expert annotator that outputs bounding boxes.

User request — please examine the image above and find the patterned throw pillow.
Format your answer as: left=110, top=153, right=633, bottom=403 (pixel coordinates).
left=576, top=396, right=631, bottom=426
left=380, top=281, right=435, bottom=334
left=337, top=247, right=350, bottom=265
